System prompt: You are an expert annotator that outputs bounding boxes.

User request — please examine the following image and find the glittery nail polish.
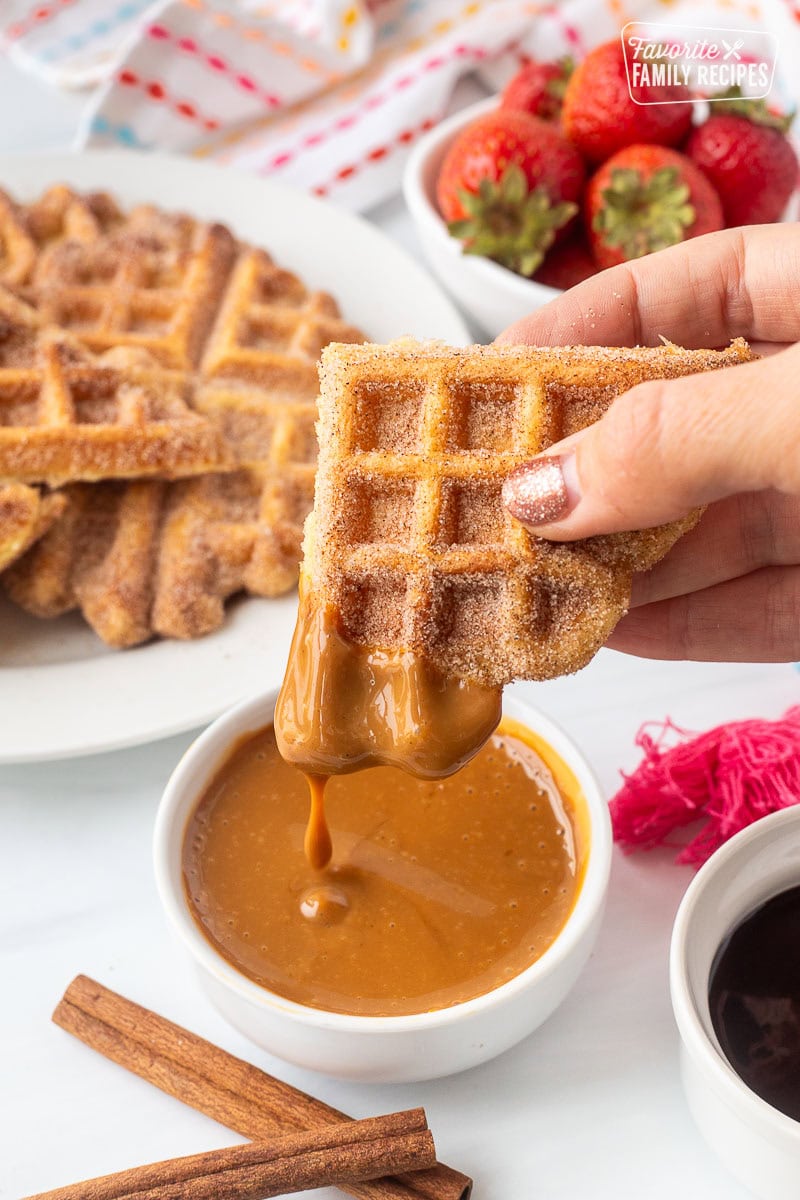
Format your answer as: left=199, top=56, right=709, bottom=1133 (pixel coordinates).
left=502, top=456, right=570, bottom=526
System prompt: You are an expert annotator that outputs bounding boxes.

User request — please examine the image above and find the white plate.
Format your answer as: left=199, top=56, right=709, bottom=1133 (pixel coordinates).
left=0, top=150, right=469, bottom=764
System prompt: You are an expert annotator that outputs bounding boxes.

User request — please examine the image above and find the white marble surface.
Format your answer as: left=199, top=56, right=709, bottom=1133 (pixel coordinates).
left=0, top=55, right=796, bottom=1200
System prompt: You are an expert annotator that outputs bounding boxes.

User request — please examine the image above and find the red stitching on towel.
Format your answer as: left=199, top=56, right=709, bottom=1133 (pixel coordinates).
left=146, top=20, right=282, bottom=107
left=114, top=67, right=221, bottom=130
left=5, top=0, right=73, bottom=42
left=263, top=37, right=519, bottom=173
left=308, top=114, right=439, bottom=196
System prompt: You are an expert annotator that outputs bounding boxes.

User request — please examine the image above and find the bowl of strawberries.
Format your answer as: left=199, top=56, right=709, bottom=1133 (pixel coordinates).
left=403, top=41, right=798, bottom=338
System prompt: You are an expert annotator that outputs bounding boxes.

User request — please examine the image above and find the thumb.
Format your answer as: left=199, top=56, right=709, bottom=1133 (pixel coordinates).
left=502, top=345, right=800, bottom=540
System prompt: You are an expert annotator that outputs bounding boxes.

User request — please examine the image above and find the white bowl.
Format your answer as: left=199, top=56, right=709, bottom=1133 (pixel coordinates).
left=670, top=806, right=800, bottom=1198
left=403, top=97, right=563, bottom=339
left=154, top=688, right=611, bottom=1082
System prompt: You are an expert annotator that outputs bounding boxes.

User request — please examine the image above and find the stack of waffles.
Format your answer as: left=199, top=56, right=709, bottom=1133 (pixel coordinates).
left=0, top=185, right=364, bottom=647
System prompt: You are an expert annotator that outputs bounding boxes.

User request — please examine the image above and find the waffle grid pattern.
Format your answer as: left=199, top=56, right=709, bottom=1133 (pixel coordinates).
left=314, top=340, right=753, bottom=685
left=1, top=197, right=364, bottom=645
left=0, top=290, right=229, bottom=485
left=0, top=483, right=66, bottom=573
left=5, top=185, right=237, bottom=371
left=147, top=246, right=362, bottom=638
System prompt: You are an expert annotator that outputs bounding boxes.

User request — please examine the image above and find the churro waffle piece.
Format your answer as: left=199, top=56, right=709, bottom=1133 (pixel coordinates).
left=6, top=451, right=315, bottom=647
left=0, top=483, right=66, bottom=572
left=4, top=481, right=166, bottom=648
left=5, top=249, right=365, bottom=645
left=152, top=463, right=315, bottom=639
left=310, top=338, right=754, bottom=687
left=0, top=288, right=230, bottom=485
left=200, top=244, right=364, bottom=386
left=150, top=246, right=364, bottom=636
left=0, top=185, right=116, bottom=288
left=4, top=185, right=238, bottom=370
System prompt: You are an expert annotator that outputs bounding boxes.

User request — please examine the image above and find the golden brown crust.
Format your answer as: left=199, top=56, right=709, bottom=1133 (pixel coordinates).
left=0, top=286, right=231, bottom=486
left=0, top=483, right=66, bottom=573
left=310, top=338, right=753, bottom=686
left=0, top=191, right=365, bottom=646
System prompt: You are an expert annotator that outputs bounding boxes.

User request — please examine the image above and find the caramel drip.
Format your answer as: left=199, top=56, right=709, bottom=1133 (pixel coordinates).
left=276, top=589, right=502, bottom=781
left=303, top=773, right=332, bottom=871
left=276, top=587, right=503, bottom=868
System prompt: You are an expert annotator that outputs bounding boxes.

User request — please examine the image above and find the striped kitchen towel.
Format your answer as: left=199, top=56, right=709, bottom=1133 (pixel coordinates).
left=3, top=0, right=798, bottom=211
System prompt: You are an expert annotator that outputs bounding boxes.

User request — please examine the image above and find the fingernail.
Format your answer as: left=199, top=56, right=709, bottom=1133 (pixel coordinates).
left=502, top=453, right=579, bottom=527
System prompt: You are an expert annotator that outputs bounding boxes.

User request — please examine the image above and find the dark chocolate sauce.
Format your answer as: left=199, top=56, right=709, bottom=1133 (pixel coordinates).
left=709, top=884, right=800, bottom=1122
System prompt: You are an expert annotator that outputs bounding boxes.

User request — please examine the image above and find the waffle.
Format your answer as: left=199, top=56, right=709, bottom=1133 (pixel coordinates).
left=11, top=464, right=318, bottom=649
left=151, top=246, right=362, bottom=637
left=3, top=481, right=165, bottom=647
left=1, top=185, right=238, bottom=369
left=0, top=483, right=66, bottom=572
left=4, top=239, right=364, bottom=645
left=0, top=287, right=230, bottom=485
left=309, top=338, right=754, bottom=686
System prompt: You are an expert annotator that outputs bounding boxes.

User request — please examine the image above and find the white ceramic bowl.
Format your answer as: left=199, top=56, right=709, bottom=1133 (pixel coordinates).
left=154, top=687, right=611, bottom=1082
left=670, top=806, right=800, bottom=1199
left=403, top=97, right=563, bottom=339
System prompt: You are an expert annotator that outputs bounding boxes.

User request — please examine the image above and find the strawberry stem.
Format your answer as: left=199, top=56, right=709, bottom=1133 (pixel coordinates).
left=593, top=165, right=695, bottom=260
left=544, top=57, right=574, bottom=108
left=448, top=164, right=577, bottom=277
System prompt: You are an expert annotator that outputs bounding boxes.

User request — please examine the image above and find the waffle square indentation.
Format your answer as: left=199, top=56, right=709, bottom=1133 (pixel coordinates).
left=50, top=295, right=106, bottom=332
left=352, top=378, right=426, bottom=453
left=342, top=475, right=417, bottom=545
left=548, top=381, right=616, bottom=442
left=204, top=403, right=277, bottom=464
left=254, top=267, right=308, bottom=308
left=0, top=380, right=40, bottom=426
left=339, top=573, right=408, bottom=642
left=446, top=380, right=519, bottom=452
left=430, top=573, right=506, bottom=649
left=241, top=313, right=295, bottom=352
left=435, top=478, right=506, bottom=547
left=72, top=376, right=120, bottom=424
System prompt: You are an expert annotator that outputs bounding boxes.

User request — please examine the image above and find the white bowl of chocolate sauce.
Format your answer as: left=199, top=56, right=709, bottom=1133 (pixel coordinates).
left=154, top=687, right=611, bottom=1083
left=670, top=805, right=800, bottom=1200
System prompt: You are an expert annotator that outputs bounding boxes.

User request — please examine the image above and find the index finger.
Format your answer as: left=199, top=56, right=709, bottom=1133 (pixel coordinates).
left=496, top=224, right=800, bottom=349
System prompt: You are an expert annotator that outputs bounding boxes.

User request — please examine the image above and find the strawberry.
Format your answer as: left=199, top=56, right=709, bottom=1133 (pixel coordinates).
left=562, top=40, right=692, bottom=164
left=533, top=231, right=598, bottom=289
left=686, top=90, right=798, bottom=226
left=437, top=109, right=585, bottom=276
left=585, top=144, right=724, bottom=269
left=500, top=57, right=573, bottom=122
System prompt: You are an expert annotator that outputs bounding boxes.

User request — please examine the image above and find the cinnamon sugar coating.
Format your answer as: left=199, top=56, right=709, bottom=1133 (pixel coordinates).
left=0, top=483, right=65, bottom=573
left=310, top=338, right=754, bottom=686
left=0, top=187, right=364, bottom=645
left=0, top=287, right=230, bottom=485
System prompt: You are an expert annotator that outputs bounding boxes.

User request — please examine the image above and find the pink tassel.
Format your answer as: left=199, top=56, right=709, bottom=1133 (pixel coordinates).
left=610, top=706, right=800, bottom=866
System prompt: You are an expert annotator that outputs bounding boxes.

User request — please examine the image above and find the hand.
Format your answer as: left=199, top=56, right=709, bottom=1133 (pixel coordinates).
left=499, top=225, right=800, bottom=663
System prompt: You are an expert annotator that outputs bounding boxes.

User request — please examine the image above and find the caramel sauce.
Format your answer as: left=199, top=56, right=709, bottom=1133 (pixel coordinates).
left=275, top=587, right=503, bottom=870
left=304, top=774, right=332, bottom=871
left=275, top=589, right=502, bottom=781
left=183, top=719, right=588, bottom=1016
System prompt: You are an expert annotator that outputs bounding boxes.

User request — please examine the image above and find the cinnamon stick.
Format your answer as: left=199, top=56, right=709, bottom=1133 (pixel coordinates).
left=53, top=977, right=472, bottom=1200
left=23, top=1110, right=436, bottom=1200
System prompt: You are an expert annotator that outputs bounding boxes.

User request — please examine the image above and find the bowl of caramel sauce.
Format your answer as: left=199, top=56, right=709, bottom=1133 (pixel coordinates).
left=154, top=687, right=611, bottom=1082
left=671, top=805, right=800, bottom=1200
